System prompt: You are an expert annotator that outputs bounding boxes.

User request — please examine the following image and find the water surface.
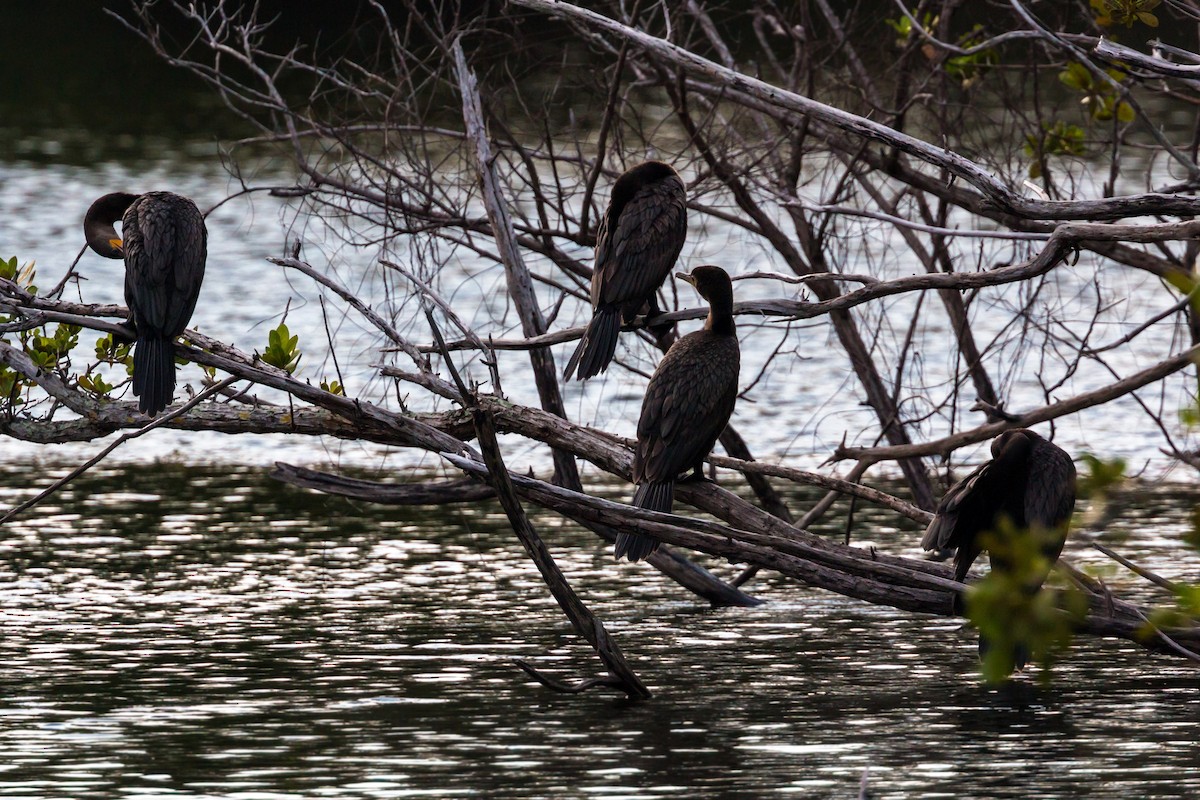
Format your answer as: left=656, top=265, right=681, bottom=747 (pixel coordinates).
left=0, top=464, right=1197, bottom=798
left=4, top=8, right=1200, bottom=798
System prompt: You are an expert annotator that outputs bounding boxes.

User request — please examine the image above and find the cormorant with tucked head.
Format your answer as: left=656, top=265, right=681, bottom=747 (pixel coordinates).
left=564, top=160, right=687, bottom=381
left=922, top=428, right=1076, bottom=669
left=84, top=191, right=207, bottom=417
left=615, top=265, right=740, bottom=561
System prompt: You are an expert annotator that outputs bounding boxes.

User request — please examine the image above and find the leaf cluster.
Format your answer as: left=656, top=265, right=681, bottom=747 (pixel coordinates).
left=0, top=255, right=38, bottom=296
left=1023, top=121, right=1086, bottom=179
left=884, top=16, right=997, bottom=88
left=1090, top=0, right=1161, bottom=28
left=1059, top=62, right=1134, bottom=123
left=966, top=519, right=1087, bottom=683
left=261, top=322, right=302, bottom=374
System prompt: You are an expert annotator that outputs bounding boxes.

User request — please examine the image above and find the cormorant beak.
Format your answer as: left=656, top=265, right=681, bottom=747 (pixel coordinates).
left=676, top=271, right=696, bottom=287
left=109, top=238, right=124, bottom=256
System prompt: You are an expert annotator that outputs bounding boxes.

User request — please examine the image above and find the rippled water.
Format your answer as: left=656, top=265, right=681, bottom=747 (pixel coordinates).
left=1, top=464, right=1198, bottom=798
left=5, top=7, right=1200, bottom=797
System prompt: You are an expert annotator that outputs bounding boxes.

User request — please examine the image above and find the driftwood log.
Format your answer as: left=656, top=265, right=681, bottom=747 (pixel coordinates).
left=6, top=0, right=1200, bottom=692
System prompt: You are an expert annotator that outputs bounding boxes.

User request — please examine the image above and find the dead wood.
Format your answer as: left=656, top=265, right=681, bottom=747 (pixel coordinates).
left=6, top=0, right=1200, bottom=689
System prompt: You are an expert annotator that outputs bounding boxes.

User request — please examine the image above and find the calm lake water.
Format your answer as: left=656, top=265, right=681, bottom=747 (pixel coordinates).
left=0, top=463, right=1198, bottom=799
left=4, top=4, right=1200, bottom=798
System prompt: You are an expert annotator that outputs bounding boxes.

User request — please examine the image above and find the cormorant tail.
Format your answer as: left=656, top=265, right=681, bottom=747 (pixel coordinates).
left=616, top=481, right=673, bottom=561
left=978, top=634, right=1030, bottom=676
left=133, top=335, right=175, bottom=417
left=564, top=307, right=621, bottom=381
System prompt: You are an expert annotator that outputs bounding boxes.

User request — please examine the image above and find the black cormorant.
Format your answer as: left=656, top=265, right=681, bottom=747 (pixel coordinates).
left=616, top=265, right=740, bottom=562
left=564, top=160, right=687, bottom=381
left=922, top=428, right=1076, bottom=668
left=84, top=191, right=207, bottom=417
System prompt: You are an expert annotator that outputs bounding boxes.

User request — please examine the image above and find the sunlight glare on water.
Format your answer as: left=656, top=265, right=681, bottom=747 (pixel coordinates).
left=0, top=464, right=1196, bottom=798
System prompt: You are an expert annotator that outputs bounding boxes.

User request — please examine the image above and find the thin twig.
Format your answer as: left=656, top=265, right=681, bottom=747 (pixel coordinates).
left=1094, top=543, right=1184, bottom=594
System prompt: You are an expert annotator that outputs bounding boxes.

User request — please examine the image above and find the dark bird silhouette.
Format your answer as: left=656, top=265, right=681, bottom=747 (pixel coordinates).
left=84, top=191, right=207, bottom=417
left=564, top=160, right=687, bottom=381
left=922, top=428, right=1076, bottom=668
left=616, top=265, right=740, bottom=562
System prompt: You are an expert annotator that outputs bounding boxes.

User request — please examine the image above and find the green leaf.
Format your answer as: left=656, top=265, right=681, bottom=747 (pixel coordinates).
left=94, top=334, right=133, bottom=365
left=1059, top=62, right=1092, bottom=91
left=1077, top=453, right=1126, bottom=498
left=1, top=257, right=38, bottom=294
left=0, top=365, right=26, bottom=407
left=78, top=373, right=114, bottom=396
left=1116, top=101, right=1135, bottom=123
left=1176, top=584, right=1200, bottom=616
left=1181, top=404, right=1200, bottom=428
left=1092, top=0, right=1164, bottom=27
left=262, top=321, right=302, bottom=374
left=966, top=519, right=1086, bottom=683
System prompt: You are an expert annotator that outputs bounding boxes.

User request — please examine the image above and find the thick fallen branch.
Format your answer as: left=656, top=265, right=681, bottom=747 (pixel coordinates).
left=472, top=405, right=650, bottom=699
left=271, top=464, right=495, bottom=505
left=439, top=452, right=1200, bottom=656
left=275, top=452, right=1200, bottom=667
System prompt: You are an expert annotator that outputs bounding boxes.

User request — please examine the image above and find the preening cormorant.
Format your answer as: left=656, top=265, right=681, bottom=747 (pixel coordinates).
left=564, top=160, right=687, bottom=381
left=921, top=428, right=1076, bottom=668
left=616, top=265, right=740, bottom=562
left=84, top=191, right=207, bottom=417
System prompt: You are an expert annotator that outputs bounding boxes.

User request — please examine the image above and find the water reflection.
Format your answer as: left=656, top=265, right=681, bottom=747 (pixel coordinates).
left=4, top=9, right=1200, bottom=790
left=0, top=463, right=1196, bottom=797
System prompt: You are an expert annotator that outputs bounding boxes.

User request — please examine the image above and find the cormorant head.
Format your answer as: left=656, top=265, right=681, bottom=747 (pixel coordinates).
left=623, top=160, right=678, bottom=184
left=677, top=265, right=735, bottom=335
left=608, top=160, right=681, bottom=213
left=84, top=192, right=139, bottom=259
left=676, top=264, right=732, bottom=301
left=991, top=428, right=1039, bottom=459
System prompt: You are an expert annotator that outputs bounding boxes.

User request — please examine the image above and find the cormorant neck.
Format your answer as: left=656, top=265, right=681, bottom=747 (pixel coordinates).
left=704, top=290, right=735, bottom=336
left=84, top=192, right=138, bottom=259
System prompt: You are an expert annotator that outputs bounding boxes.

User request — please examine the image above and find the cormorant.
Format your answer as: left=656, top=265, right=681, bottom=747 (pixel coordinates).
left=564, top=160, right=687, bottom=381
left=84, top=191, right=207, bottom=417
left=921, top=428, right=1076, bottom=668
left=616, top=265, right=740, bottom=562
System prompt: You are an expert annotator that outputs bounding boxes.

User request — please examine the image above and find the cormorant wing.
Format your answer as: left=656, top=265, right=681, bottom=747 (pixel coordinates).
left=921, top=457, right=1000, bottom=554
left=593, top=177, right=687, bottom=312
left=163, top=214, right=207, bottom=338
left=124, top=193, right=207, bottom=338
left=634, top=333, right=739, bottom=484
left=1024, top=439, right=1077, bottom=561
